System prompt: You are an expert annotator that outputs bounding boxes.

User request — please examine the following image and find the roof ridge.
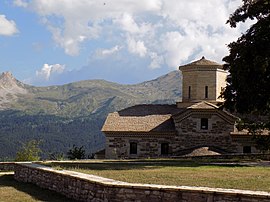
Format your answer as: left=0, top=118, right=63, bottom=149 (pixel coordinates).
left=179, top=57, right=222, bottom=70
left=187, top=101, right=219, bottom=109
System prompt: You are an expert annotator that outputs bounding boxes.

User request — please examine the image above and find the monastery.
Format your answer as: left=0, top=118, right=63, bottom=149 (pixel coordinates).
left=102, top=57, right=258, bottom=159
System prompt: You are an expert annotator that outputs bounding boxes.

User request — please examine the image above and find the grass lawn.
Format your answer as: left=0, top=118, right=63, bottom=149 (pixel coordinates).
left=47, top=159, right=270, bottom=192
left=0, top=172, right=76, bottom=202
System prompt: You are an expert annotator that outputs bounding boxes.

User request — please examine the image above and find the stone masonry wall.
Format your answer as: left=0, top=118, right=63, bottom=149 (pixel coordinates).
left=13, top=162, right=270, bottom=202
left=0, top=162, right=15, bottom=171
left=106, top=135, right=176, bottom=159
left=174, top=114, right=238, bottom=152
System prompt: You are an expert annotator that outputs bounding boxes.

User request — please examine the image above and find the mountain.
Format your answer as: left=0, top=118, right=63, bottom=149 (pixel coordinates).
left=0, top=71, right=181, bottom=160
left=0, top=72, right=28, bottom=108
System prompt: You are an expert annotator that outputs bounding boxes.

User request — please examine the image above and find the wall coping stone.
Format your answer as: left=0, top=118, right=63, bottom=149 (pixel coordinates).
left=16, top=162, right=270, bottom=199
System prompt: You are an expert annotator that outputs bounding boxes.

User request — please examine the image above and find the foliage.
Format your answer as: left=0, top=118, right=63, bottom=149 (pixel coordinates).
left=253, top=135, right=270, bottom=153
left=15, top=140, right=42, bottom=161
left=222, top=0, right=270, bottom=114
left=48, top=152, right=65, bottom=161
left=0, top=71, right=180, bottom=160
left=67, top=145, right=86, bottom=160
left=222, top=0, right=270, bottom=150
left=237, top=119, right=270, bottom=152
left=0, top=110, right=105, bottom=160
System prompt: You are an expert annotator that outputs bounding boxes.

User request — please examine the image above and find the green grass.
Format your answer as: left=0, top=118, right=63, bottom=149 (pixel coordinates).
left=0, top=172, right=76, bottom=202
left=46, top=159, right=270, bottom=192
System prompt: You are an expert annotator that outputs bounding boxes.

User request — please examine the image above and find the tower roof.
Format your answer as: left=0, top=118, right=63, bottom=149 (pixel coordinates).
left=179, top=56, right=223, bottom=71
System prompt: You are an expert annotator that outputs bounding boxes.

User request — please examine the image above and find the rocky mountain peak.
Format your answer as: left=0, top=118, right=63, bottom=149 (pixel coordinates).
left=0, top=71, right=28, bottom=107
left=0, top=71, right=18, bottom=88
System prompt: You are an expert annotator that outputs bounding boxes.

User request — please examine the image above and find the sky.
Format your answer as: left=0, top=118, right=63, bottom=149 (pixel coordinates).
left=0, top=0, right=251, bottom=86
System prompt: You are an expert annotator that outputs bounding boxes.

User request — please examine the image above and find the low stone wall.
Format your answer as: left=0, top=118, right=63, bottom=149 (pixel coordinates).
left=14, top=162, right=270, bottom=202
left=175, top=153, right=270, bottom=161
left=0, top=162, right=15, bottom=171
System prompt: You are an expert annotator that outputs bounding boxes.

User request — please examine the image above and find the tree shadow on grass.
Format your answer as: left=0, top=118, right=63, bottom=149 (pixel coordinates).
left=46, top=159, right=250, bottom=171
left=0, top=174, right=76, bottom=202
left=47, top=160, right=199, bottom=171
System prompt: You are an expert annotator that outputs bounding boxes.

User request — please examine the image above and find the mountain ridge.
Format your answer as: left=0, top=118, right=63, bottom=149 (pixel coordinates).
left=0, top=71, right=28, bottom=108
left=0, top=70, right=182, bottom=159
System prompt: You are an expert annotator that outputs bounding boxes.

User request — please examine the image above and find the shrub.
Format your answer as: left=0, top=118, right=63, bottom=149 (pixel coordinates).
left=15, top=140, right=42, bottom=161
left=67, top=145, right=85, bottom=160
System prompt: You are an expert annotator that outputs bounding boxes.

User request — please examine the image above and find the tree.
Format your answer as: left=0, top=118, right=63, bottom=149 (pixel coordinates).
left=222, top=0, right=270, bottom=114
left=67, top=145, right=85, bottom=160
left=48, top=152, right=65, bottom=161
left=222, top=0, right=270, bottom=152
left=15, top=140, right=42, bottom=161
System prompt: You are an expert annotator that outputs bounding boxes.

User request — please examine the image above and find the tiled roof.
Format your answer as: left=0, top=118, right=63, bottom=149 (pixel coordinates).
left=173, top=101, right=238, bottom=124
left=179, top=57, right=222, bottom=70
left=102, top=104, right=183, bottom=133
left=187, top=101, right=219, bottom=109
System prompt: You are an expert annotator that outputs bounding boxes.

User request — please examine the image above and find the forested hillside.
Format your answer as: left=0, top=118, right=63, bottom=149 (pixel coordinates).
left=0, top=71, right=181, bottom=159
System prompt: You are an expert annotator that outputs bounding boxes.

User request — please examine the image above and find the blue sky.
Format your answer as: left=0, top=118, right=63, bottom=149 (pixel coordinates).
left=0, top=0, right=250, bottom=86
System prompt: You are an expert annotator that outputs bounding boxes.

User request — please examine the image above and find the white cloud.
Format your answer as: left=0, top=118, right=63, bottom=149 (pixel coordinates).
left=114, top=13, right=153, bottom=36
left=15, top=0, right=246, bottom=69
left=0, top=15, right=19, bottom=36
left=36, top=64, right=65, bottom=81
left=149, top=52, right=164, bottom=69
left=127, top=36, right=147, bottom=57
left=13, top=0, right=28, bottom=8
left=18, top=0, right=161, bottom=56
left=94, top=45, right=121, bottom=59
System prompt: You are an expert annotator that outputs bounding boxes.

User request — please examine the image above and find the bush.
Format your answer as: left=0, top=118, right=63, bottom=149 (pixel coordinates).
left=15, top=140, right=42, bottom=161
left=67, top=145, right=85, bottom=160
left=48, top=152, right=65, bottom=161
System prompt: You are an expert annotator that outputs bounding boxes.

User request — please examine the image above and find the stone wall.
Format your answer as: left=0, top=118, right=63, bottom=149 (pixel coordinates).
left=0, top=162, right=15, bottom=171
left=105, top=134, right=176, bottom=159
left=105, top=111, right=240, bottom=158
left=174, top=113, right=238, bottom=152
left=181, top=67, right=227, bottom=103
left=14, top=162, right=270, bottom=202
left=105, top=109, right=258, bottom=159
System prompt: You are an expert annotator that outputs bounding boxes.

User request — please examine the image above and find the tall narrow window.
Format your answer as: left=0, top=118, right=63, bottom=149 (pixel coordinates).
left=161, top=143, right=169, bottom=155
left=130, top=142, right=137, bottom=154
left=188, top=86, right=191, bottom=99
left=205, top=86, right=208, bottom=98
left=201, top=118, right=208, bottom=130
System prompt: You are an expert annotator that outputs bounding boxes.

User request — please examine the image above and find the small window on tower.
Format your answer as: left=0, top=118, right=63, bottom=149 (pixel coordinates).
left=201, top=118, right=208, bottom=130
left=205, top=86, right=208, bottom=99
left=188, top=86, right=191, bottom=99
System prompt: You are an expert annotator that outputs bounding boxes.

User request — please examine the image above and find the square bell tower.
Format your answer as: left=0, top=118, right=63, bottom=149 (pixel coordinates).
left=178, top=56, right=227, bottom=107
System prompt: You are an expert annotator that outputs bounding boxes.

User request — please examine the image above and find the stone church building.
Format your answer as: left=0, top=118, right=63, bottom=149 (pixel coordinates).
left=102, top=57, right=258, bottom=159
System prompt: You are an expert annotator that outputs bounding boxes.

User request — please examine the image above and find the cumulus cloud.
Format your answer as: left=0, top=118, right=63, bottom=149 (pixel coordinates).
left=94, top=45, right=121, bottom=58
left=13, top=0, right=28, bottom=8
left=127, top=36, right=147, bottom=57
left=114, top=13, right=153, bottom=36
left=15, top=0, right=246, bottom=69
left=149, top=52, right=164, bottom=69
left=0, top=15, right=19, bottom=36
left=36, top=64, right=65, bottom=81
